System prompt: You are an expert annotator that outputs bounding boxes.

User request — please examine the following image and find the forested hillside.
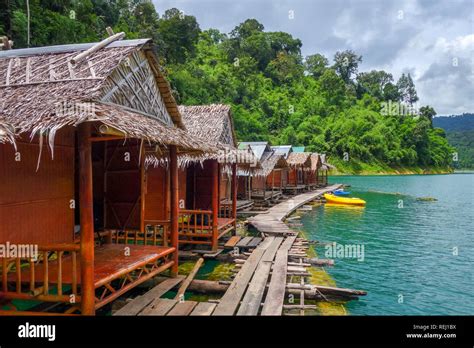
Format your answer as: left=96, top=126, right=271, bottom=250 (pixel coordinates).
left=433, top=115, right=474, bottom=169
left=433, top=114, right=474, bottom=131
left=1, top=0, right=457, bottom=173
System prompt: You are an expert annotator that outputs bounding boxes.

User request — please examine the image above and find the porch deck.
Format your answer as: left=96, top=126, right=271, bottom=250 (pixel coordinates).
left=283, top=185, right=306, bottom=194
left=6, top=244, right=175, bottom=310
left=251, top=190, right=283, bottom=201
left=220, top=199, right=254, bottom=211
left=10, top=244, right=174, bottom=286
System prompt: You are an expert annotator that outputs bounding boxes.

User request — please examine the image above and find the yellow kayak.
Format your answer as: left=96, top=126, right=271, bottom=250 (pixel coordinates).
left=324, top=193, right=366, bottom=206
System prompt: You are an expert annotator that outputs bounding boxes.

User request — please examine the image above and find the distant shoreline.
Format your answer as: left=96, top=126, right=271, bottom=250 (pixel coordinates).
left=329, top=168, right=456, bottom=176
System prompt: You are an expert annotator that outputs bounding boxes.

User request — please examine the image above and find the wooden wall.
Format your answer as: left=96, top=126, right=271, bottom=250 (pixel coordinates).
left=143, top=166, right=186, bottom=222
left=288, top=168, right=297, bottom=186
left=220, top=172, right=230, bottom=200
left=238, top=176, right=248, bottom=198
left=252, top=176, right=265, bottom=190
left=186, top=160, right=214, bottom=210
left=0, top=129, right=75, bottom=244
left=265, top=169, right=287, bottom=187
left=102, top=140, right=141, bottom=230
left=144, top=165, right=168, bottom=222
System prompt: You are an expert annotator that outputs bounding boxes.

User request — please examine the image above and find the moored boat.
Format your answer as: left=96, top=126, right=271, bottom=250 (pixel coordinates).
left=324, top=193, right=366, bottom=206
left=333, top=189, right=351, bottom=196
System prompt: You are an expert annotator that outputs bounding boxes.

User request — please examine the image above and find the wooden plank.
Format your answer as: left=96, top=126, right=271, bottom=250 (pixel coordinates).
left=246, top=237, right=262, bottom=248
left=167, top=301, right=198, bottom=316
left=237, top=237, right=284, bottom=315
left=189, top=302, right=217, bottom=316
left=114, top=276, right=184, bottom=315
left=262, top=249, right=288, bottom=316
left=235, top=236, right=253, bottom=248
left=224, top=236, right=241, bottom=248
left=212, top=237, right=275, bottom=315
left=139, top=298, right=177, bottom=316
left=174, top=258, right=204, bottom=300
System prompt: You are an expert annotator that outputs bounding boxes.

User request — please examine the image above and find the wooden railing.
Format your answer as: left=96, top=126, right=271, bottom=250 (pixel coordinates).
left=219, top=203, right=233, bottom=218
left=178, top=209, right=215, bottom=246
left=0, top=244, right=81, bottom=306
left=108, top=220, right=171, bottom=246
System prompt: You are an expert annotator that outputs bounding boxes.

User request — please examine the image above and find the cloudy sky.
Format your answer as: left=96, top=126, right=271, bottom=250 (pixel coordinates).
left=153, top=0, right=473, bottom=115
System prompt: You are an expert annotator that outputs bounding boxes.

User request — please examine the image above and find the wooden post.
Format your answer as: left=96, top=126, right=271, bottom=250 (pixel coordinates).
left=169, top=145, right=179, bottom=276
left=248, top=176, right=251, bottom=200
left=211, top=160, right=219, bottom=251
left=140, top=141, right=146, bottom=234
left=231, top=163, right=237, bottom=234
left=280, top=170, right=283, bottom=193
left=78, top=123, right=95, bottom=315
left=272, top=170, right=275, bottom=198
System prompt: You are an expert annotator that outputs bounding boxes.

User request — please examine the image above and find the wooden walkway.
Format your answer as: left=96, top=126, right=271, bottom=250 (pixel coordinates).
left=114, top=186, right=347, bottom=316
left=248, top=184, right=342, bottom=236
left=212, top=185, right=342, bottom=316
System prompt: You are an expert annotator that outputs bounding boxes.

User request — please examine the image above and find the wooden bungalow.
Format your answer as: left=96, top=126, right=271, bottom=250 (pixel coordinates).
left=285, top=152, right=312, bottom=194
left=267, top=145, right=292, bottom=194
left=170, top=104, right=248, bottom=251
left=306, top=153, right=322, bottom=189
left=263, top=153, right=289, bottom=200
left=318, top=154, right=334, bottom=186
left=236, top=142, right=288, bottom=203
left=0, top=37, right=215, bottom=315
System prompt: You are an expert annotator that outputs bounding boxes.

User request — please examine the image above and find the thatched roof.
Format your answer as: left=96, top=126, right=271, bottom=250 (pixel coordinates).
left=0, top=39, right=214, bottom=153
left=178, top=104, right=236, bottom=147
left=287, top=152, right=311, bottom=167
left=172, top=104, right=260, bottom=167
left=319, top=153, right=336, bottom=170
left=259, top=153, right=288, bottom=176
left=310, top=153, right=321, bottom=171
left=0, top=119, right=15, bottom=146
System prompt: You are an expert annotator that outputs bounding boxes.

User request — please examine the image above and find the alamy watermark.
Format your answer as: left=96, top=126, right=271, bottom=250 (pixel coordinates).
left=380, top=100, right=419, bottom=117
left=0, top=241, right=38, bottom=260
left=217, top=147, right=258, bottom=167
left=55, top=101, right=96, bottom=117
left=325, top=242, right=365, bottom=261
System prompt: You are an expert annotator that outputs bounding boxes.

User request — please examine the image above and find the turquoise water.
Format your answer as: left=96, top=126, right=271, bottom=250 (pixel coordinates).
left=300, top=174, right=474, bottom=315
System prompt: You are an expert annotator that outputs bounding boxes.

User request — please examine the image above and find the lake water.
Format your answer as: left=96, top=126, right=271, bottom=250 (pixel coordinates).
left=300, top=174, right=474, bottom=315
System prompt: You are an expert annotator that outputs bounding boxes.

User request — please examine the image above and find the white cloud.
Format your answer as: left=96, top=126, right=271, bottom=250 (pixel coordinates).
left=153, top=0, right=474, bottom=114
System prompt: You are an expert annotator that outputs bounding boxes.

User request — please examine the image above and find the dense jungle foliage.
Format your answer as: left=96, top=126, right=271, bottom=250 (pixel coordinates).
left=1, top=0, right=458, bottom=172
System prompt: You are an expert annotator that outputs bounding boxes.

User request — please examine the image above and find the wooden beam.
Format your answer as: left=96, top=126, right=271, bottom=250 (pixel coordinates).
left=174, top=258, right=204, bottom=300
left=211, top=160, right=219, bottom=252
left=71, top=32, right=125, bottom=65
left=170, top=145, right=179, bottom=276
left=78, top=123, right=95, bottom=315
left=140, top=141, right=146, bottom=233
left=231, top=163, right=237, bottom=234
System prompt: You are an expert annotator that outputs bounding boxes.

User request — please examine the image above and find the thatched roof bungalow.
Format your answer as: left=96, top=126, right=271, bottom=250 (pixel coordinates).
left=237, top=141, right=289, bottom=201
left=0, top=37, right=216, bottom=315
left=166, top=103, right=253, bottom=249
left=285, top=152, right=312, bottom=192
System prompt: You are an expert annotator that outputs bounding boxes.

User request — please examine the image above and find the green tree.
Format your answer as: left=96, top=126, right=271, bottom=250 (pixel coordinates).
left=357, top=70, right=394, bottom=100
left=304, top=53, right=329, bottom=79
left=333, top=50, right=362, bottom=83
left=397, top=73, right=418, bottom=105
left=419, top=105, right=436, bottom=126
